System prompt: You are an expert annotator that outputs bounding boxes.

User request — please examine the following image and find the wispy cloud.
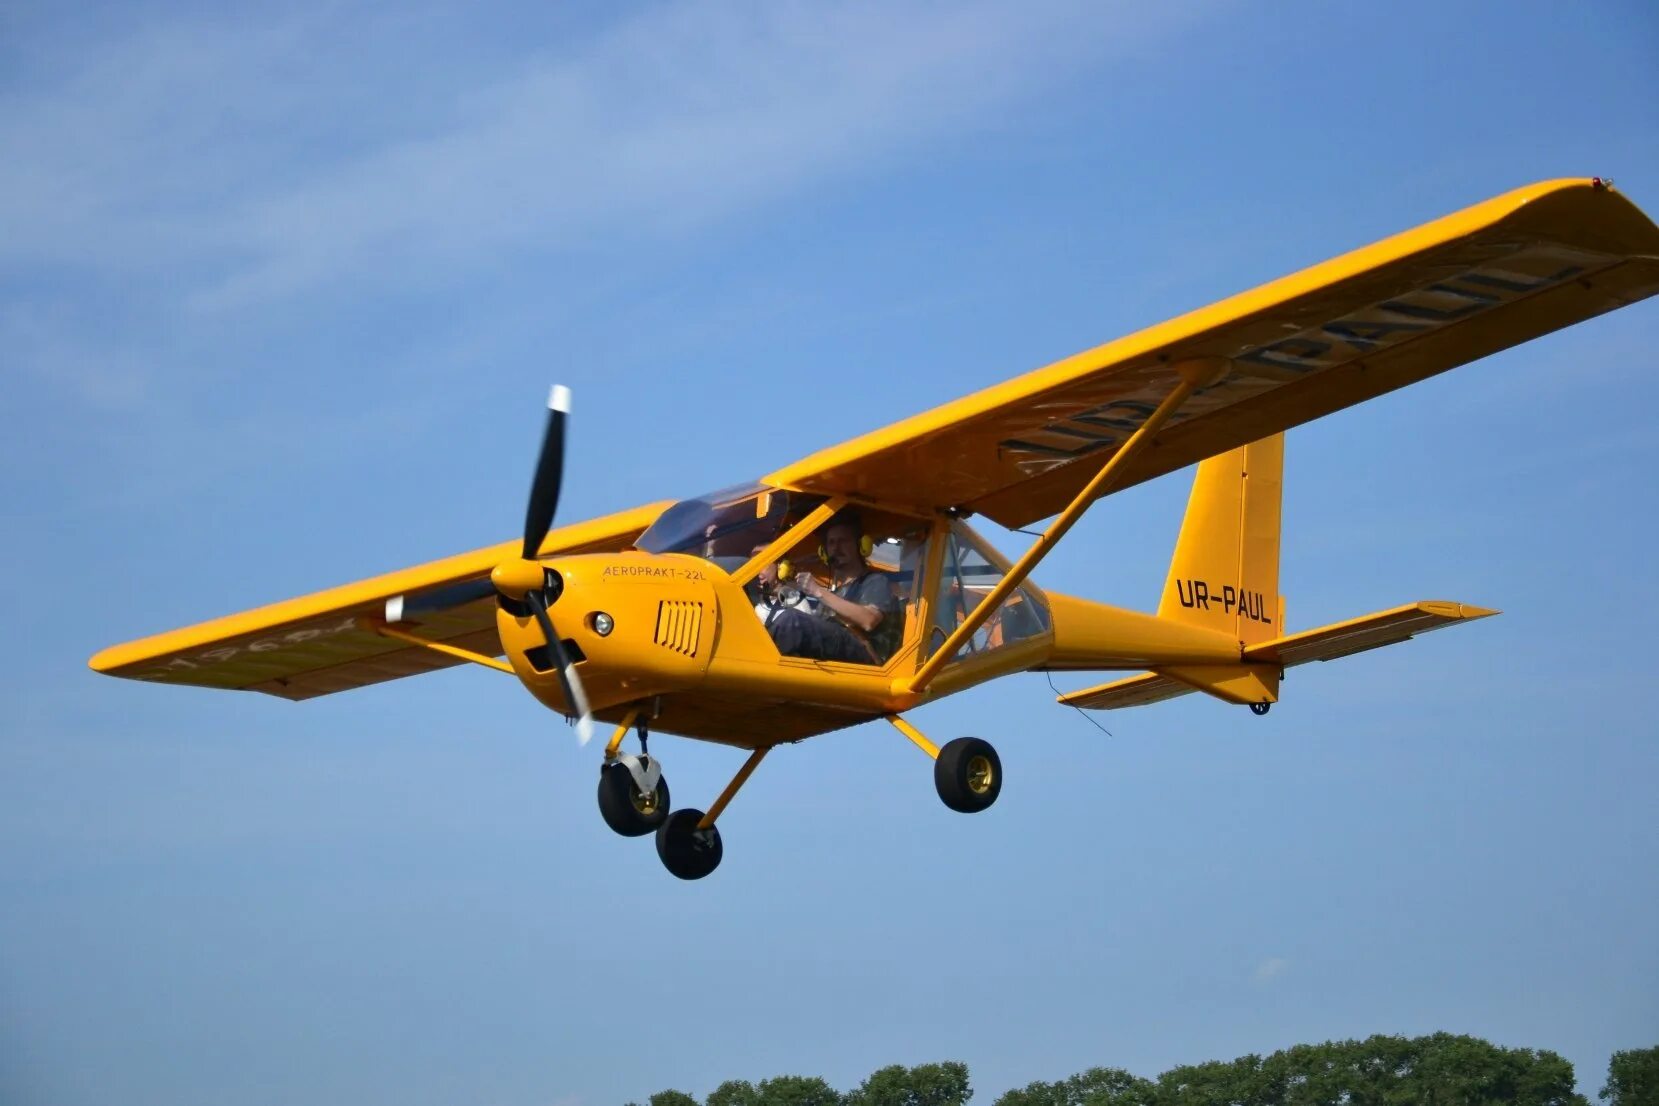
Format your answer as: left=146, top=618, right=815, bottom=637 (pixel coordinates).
left=1253, top=956, right=1288, bottom=983
left=1, top=1, right=1197, bottom=308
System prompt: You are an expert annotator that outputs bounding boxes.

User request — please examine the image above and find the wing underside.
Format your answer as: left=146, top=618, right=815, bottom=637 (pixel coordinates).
left=90, top=502, right=669, bottom=700
left=766, top=179, right=1659, bottom=527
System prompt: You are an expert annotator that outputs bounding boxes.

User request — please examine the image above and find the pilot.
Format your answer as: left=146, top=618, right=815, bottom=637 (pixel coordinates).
left=765, top=512, right=901, bottom=665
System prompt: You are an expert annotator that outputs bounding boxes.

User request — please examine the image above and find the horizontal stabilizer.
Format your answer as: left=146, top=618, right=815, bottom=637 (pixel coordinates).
left=1056, top=670, right=1194, bottom=710
left=1245, top=600, right=1498, bottom=665
left=1057, top=601, right=1497, bottom=710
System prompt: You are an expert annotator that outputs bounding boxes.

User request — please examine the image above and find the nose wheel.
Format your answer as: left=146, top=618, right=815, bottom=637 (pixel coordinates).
left=597, top=755, right=670, bottom=836
left=598, top=711, right=671, bottom=837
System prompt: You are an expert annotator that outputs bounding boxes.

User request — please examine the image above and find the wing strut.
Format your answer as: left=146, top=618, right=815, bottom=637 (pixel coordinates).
left=363, top=618, right=516, bottom=675
left=906, top=358, right=1225, bottom=693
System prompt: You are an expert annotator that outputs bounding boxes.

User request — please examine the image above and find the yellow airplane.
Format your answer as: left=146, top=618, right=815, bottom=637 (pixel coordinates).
left=92, top=178, right=1659, bottom=879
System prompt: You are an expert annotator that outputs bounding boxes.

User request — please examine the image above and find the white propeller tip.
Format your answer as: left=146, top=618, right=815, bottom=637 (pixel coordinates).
left=549, top=384, right=572, bottom=414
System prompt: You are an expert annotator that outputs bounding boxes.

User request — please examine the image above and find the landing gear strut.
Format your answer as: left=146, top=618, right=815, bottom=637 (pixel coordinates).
left=598, top=713, right=670, bottom=837
left=655, top=748, right=768, bottom=880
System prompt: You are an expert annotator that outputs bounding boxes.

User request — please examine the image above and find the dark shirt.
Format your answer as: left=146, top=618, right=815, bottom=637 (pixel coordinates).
left=818, top=570, right=901, bottom=662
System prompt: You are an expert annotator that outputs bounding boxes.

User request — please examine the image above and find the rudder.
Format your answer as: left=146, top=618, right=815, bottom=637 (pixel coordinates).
left=1158, top=433, right=1283, bottom=648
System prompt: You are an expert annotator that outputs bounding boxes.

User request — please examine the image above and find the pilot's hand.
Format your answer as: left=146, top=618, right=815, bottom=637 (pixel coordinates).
left=799, top=573, right=825, bottom=600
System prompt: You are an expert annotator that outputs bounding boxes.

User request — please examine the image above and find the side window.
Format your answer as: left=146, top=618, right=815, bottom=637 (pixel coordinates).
left=926, top=523, right=1051, bottom=662
left=747, top=518, right=931, bottom=668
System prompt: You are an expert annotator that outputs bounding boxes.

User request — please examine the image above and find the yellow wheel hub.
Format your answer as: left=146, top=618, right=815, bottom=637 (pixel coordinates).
left=966, top=754, right=995, bottom=795
left=632, top=786, right=660, bottom=815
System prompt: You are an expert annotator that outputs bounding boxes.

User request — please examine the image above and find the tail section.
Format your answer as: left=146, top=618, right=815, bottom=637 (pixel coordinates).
left=1158, top=433, right=1283, bottom=648
left=1054, top=437, right=1500, bottom=714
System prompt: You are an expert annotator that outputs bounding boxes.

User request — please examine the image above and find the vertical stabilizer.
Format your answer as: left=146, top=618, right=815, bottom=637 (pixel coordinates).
left=1158, top=434, right=1283, bottom=647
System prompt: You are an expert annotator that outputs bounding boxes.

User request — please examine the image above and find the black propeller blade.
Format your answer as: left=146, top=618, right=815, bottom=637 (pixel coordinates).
left=510, top=384, right=595, bottom=743
left=525, top=587, right=591, bottom=738
left=384, top=578, right=498, bottom=623
left=522, top=384, right=570, bottom=561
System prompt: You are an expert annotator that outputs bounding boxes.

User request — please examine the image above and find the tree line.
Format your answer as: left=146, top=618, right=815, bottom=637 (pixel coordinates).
left=629, top=1036, right=1659, bottom=1106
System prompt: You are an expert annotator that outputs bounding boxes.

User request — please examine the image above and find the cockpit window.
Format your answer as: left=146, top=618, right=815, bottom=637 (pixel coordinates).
left=926, top=521, right=1052, bottom=662
left=636, top=483, right=825, bottom=569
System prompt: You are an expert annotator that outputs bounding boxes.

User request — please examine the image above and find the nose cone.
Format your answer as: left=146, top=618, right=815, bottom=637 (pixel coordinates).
left=491, top=558, right=550, bottom=599
left=496, top=552, right=718, bottom=719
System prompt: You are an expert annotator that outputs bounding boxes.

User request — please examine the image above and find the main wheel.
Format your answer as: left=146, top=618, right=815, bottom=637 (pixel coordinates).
left=655, top=809, right=723, bottom=880
left=935, top=737, right=1002, bottom=813
left=598, top=761, right=670, bottom=837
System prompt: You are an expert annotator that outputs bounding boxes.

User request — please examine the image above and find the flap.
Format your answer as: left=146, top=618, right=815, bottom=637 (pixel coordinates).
left=766, top=179, right=1659, bottom=527
left=89, top=501, right=670, bottom=700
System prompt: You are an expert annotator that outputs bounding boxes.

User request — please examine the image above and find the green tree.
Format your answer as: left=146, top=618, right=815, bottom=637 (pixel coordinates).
left=1004, top=1033, right=1587, bottom=1106
left=845, top=1062, right=971, bottom=1106
left=1401, top=1032, right=1585, bottom=1105
left=1157, top=1053, right=1286, bottom=1106
left=756, top=1075, right=843, bottom=1106
left=1602, top=1046, right=1659, bottom=1106
left=647, top=1093, right=700, bottom=1106
left=702, top=1075, right=840, bottom=1106
left=994, top=1066, right=1156, bottom=1106
left=707, top=1081, right=760, bottom=1106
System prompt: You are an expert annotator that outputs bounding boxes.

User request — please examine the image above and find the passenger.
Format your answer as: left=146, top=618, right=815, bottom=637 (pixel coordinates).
left=766, top=512, right=900, bottom=665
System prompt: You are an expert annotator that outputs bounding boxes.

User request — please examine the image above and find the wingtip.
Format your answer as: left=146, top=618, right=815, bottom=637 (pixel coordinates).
left=88, top=644, right=126, bottom=675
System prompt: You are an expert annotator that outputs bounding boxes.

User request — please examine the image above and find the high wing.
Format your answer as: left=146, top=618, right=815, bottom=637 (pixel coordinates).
left=765, top=179, right=1659, bottom=527
left=90, top=502, right=669, bottom=700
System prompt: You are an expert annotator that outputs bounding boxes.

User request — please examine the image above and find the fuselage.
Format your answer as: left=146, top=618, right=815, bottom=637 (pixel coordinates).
left=498, top=535, right=1244, bottom=749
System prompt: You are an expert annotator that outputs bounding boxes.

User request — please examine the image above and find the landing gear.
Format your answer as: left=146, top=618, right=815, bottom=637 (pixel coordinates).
left=885, top=716, right=1003, bottom=814
left=656, top=809, right=723, bottom=880
left=1250, top=701, right=1272, bottom=716
left=934, top=736, right=1002, bottom=813
left=597, top=756, right=669, bottom=836
left=598, top=711, right=670, bottom=837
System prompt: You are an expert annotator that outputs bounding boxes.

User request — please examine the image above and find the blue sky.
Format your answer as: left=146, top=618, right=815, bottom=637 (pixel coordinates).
left=3, top=2, right=1657, bottom=1104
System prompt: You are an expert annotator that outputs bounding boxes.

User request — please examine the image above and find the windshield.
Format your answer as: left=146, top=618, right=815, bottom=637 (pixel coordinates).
left=636, top=483, right=825, bottom=566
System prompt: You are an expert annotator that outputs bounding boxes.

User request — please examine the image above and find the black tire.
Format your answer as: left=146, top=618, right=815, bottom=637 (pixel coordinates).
left=597, top=760, right=670, bottom=837
left=934, top=737, right=1002, bottom=813
left=655, top=808, right=723, bottom=880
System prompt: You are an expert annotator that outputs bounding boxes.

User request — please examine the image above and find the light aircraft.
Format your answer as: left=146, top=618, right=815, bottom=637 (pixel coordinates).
left=92, top=178, right=1659, bottom=879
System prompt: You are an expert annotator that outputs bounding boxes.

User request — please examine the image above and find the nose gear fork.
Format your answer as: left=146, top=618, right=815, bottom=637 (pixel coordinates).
left=597, top=708, right=671, bottom=837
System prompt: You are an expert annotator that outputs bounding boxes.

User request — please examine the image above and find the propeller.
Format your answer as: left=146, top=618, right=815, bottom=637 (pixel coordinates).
left=380, top=385, right=595, bottom=743
left=523, top=385, right=569, bottom=561
left=496, top=384, right=595, bottom=744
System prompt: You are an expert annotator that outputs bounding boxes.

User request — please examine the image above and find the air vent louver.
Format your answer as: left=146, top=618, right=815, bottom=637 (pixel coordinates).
left=653, top=600, right=703, bottom=656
